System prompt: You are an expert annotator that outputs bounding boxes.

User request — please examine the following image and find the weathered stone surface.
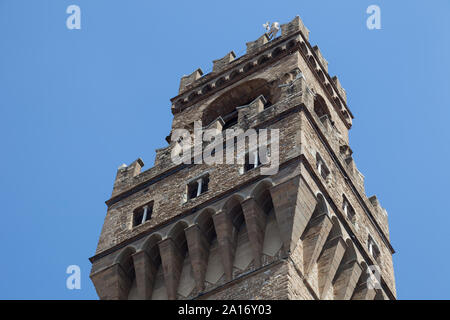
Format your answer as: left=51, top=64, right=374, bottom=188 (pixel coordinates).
left=185, top=225, right=210, bottom=292
left=89, top=16, right=396, bottom=300
left=132, top=251, right=157, bottom=299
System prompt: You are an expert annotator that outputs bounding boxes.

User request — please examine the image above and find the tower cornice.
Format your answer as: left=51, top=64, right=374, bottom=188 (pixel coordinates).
left=170, top=17, right=353, bottom=129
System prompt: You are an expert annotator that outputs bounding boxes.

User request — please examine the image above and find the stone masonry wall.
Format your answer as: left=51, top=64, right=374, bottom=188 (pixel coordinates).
left=90, top=16, right=396, bottom=300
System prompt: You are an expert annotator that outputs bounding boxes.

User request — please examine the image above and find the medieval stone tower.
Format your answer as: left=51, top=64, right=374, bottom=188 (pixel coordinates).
left=89, top=16, right=396, bottom=300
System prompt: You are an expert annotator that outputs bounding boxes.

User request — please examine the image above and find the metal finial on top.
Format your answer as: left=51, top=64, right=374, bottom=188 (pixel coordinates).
left=263, top=21, right=280, bottom=40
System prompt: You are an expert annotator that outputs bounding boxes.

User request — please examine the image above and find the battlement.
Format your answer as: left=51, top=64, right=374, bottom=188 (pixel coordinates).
left=212, top=51, right=236, bottom=73
left=369, top=195, right=390, bottom=238
left=172, top=16, right=352, bottom=129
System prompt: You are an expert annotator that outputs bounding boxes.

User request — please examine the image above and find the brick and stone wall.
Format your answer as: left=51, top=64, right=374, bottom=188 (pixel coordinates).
left=90, top=16, right=396, bottom=300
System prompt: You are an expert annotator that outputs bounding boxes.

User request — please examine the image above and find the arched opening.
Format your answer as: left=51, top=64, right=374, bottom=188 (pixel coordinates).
left=317, top=69, right=326, bottom=82
left=243, top=62, right=254, bottom=73
left=312, top=192, right=330, bottom=218
left=272, top=46, right=284, bottom=58
left=252, top=181, right=283, bottom=260
left=342, top=109, right=351, bottom=121
left=252, top=181, right=275, bottom=215
left=223, top=196, right=245, bottom=232
left=325, top=83, right=334, bottom=95
left=195, top=209, right=216, bottom=243
left=202, top=79, right=279, bottom=128
left=196, top=209, right=224, bottom=289
left=308, top=55, right=317, bottom=69
left=300, top=42, right=308, bottom=54
left=314, top=94, right=332, bottom=123
left=223, top=196, right=253, bottom=274
left=115, top=247, right=137, bottom=300
left=202, top=84, right=212, bottom=94
left=287, top=39, right=297, bottom=49
left=215, top=77, right=225, bottom=87
left=168, top=221, right=195, bottom=299
left=342, top=239, right=358, bottom=265
left=229, top=70, right=240, bottom=80
left=329, top=217, right=343, bottom=240
left=334, top=97, right=342, bottom=109
left=257, top=55, right=270, bottom=65
left=140, top=234, right=166, bottom=300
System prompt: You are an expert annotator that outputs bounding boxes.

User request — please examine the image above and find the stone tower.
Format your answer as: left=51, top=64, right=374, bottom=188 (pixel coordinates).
left=89, top=16, right=396, bottom=300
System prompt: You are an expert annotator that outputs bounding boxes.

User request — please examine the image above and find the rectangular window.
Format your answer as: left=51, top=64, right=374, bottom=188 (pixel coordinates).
left=133, top=202, right=154, bottom=227
left=316, top=153, right=330, bottom=180
left=187, top=174, right=209, bottom=201
left=368, top=236, right=381, bottom=262
left=342, top=195, right=356, bottom=224
left=222, top=110, right=238, bottom=130
left=243, top=150, right=262, bottom=173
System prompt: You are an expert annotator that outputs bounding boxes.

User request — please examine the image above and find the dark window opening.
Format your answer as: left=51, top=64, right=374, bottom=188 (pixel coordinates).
left=187, top=175, right=209, bottom=201
left=188, top=181, right=198, bottom=200
left=222, top=110, right=238, bottom=130
left=220, top=98, right=273, bottom=131
left=316, top=153, right=330, bottom=180
left=133, top=202, right=154, bottom=227
left=314, top=95, right=332, bottom=123
left=342, top=195, right=356, bottom=224
left=202, top=79, right=279, bottom=127
left=368, top=236, right=381, bottom=263
left=244, top=151, right=262, bottom=172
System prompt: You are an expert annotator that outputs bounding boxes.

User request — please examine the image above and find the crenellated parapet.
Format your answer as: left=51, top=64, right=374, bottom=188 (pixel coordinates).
left=312, top=45, right=328, bottom=73
left=332, top=76, right=347, bottom=104
left=178, top=68, right=203, bottom=94
left=368, top=195, right=390, bottom=238
left=281, top=15, right=310, bottom=39
left=246, top=34, right=270, bottom=54
left=172, top=16, right=352, bottom=131
left=113, top=159, right=145, bottom=195
left=212, top=51, right=236, bottom=73
left=171, top=34, right=303, bottom=114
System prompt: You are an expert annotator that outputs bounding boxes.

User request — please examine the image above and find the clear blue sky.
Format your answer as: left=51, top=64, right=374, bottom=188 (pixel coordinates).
left=1, top=0, right=449, bottom=300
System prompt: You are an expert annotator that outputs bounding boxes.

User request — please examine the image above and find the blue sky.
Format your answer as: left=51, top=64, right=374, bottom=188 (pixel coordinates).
left=0, top=0, right=449, bottom=299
